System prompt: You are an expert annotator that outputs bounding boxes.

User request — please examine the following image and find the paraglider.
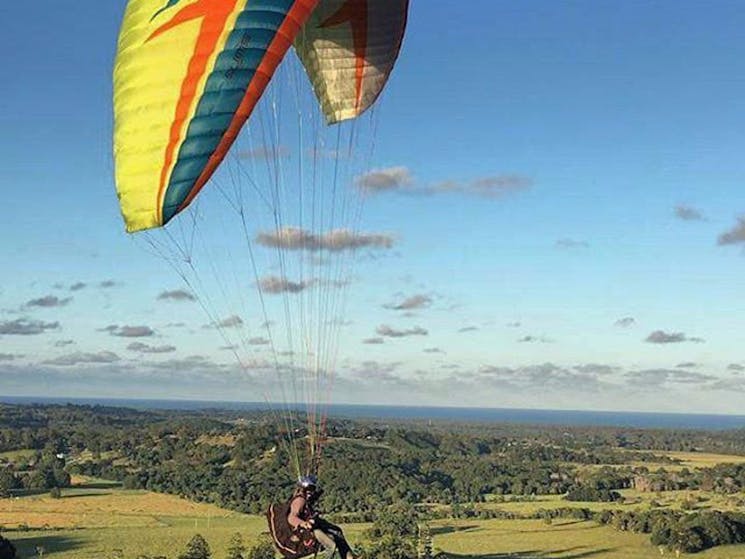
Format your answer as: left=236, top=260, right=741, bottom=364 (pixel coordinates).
left=268, top=475, right=354, bottom=559
left=114, top=2, right=408, bottom=552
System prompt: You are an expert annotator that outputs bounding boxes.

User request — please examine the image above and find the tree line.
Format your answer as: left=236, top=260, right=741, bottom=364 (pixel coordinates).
left=2, top=403, right=745, bottom=555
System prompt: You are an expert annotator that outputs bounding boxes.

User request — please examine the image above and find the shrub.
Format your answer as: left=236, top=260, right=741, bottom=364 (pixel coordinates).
left=245, top=538, right=275, bottom=559
left=0, top=535, right=16, bottom=559
left=179, top=534, right=211, bottom=559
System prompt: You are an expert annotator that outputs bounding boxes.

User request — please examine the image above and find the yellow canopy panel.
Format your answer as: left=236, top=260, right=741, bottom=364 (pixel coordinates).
left=113, top=0, right=318, bottom=232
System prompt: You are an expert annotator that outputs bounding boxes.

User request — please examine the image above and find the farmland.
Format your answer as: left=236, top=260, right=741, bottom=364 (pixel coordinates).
left=3, top=477, right=745, bottom=558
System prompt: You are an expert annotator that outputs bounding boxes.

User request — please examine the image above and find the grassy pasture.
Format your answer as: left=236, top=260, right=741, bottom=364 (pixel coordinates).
left=432, top=517, right=656, bottom=558
left=2, top=447, right=745, bottom=559
left=2, top=485, right=263, bottom=558
left=1, top=489, right=232, bottom=529
left=6, top=515, right=267, bottom=558
left=4, top=484, right=745, bottom=558
left=481, top=489, right=744, bottom=518
left=0, top=449, right=36, bottom=462
left=430, top=517, right=745, bottom=559
left=654, top=451, right=745, bottom=469
left=1, top=482, right=369, bottom=558
left=626, top=451, right=745, bottom=472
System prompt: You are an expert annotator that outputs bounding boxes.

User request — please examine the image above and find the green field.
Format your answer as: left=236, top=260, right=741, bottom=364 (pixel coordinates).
left=2, top=484, right=268, bottom=558
left=481, top=489, right=744, bottom=516
left=0, top=449, right=36, bottom=463
left=629, top=451, right=745, bottom=471
left=3, top=484, right=745, bottom=559
left=430, top=517, right=745, bottom=559
left=1, top=482, right=369, bottom=559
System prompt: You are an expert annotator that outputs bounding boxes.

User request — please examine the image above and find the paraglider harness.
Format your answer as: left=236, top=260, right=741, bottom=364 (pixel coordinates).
left=267, top=493, right=321, bottom=559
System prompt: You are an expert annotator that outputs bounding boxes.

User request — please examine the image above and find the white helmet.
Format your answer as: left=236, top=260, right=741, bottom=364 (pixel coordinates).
left=298, top=475, right=318, bottom=490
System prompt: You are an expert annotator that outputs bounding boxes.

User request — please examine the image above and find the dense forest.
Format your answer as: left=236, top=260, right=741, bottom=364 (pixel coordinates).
left=1, top=403, right=745, bottom=556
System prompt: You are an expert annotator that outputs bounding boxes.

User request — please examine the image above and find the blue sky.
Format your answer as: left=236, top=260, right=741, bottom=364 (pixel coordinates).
left=2, top=1, right=745, bottom=414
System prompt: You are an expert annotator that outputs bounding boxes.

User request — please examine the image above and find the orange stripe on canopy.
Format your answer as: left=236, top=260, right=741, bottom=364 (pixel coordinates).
left=146, top=0, right=240, bottom=218
left=179, top=0, right=320, bottom=213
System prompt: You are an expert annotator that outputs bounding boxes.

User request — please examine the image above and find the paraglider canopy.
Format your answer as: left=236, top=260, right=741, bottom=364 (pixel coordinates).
left=113, top=0, right=408, bottom=232
left=113, top=0, right=319, bottom=232
left=294, top=0, right=409, bottom=124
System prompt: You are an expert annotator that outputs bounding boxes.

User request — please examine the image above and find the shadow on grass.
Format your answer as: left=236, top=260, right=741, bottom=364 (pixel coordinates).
left=440, top=548, right=616, bottom=559
left=60, top=490, right=114, bottom=499
left=517, top=520, right=601, bottom=534
left=14, top=534, right=85, bottom=556
left=74, top=481, right=122, bottom=490
left=9, top=488, right=52, bottom=498
left=432, top=525, right=480, bottom=536
left=9, top=481, right=121, bottom=499
left=543, top=520, right=586, bottom=527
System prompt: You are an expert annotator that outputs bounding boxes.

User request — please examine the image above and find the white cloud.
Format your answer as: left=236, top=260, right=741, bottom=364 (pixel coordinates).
left=718, top=217, right=745, bottom=245
left=674, top=204, right=704, bottom=221
left=384, top=294, right=432, bottom=311
left=43, top=351, right=120, bottom=366
left=376, top=325, right=428, bottom=338
left=356, top=166, right=412, bottom=192
left=26, top=295, right=72, bottom=308
left=216, top=316, right=244, bottom=329
left=127, top=342, right=176, bottom=354
left=256, top=227, right=394, bottom=252
left=645, top=330, right=704, bottom=344
left=157, top=289, right=196, bottom=302
left=0, top=318, right=59, bottom=336
left=107, top=325, right=156, bottom=338
left=555, top=238, right=589, bottom=249
left=259, top=276, right=312, bottom=294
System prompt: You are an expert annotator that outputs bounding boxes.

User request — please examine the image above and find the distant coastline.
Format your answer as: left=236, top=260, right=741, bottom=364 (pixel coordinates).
left=2, top=394, right=744, bottom=430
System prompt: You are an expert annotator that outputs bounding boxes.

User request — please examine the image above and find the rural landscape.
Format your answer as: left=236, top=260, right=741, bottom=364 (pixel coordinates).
left=1, top=402, right=744, bottom=558
left=3, top=2, right=745, bottom=558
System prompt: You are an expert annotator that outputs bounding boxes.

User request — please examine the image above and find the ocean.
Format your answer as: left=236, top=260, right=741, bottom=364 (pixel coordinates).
left=2, top=395, right=744, bottom=430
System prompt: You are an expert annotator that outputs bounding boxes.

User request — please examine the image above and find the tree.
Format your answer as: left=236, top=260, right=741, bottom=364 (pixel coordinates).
left=365, top=504, right=419, bottom=559
left=360, top=536, right=416, bottom=559
left=179, top=534, right=211, bottom=559
left=670, top=526, right=705, bottom=554
left=0, top=471, right=18, bottom=498
left=245, top=539, right=274, bottom=559
left=369, top=503, right=418, bottom=539
left=0, top=535, right=16, bottom=559
left=417, top=523, right=433, bottom=559
left=123, top=474, right=143, bottom=490
left=226, top=532, right=245, bottom=559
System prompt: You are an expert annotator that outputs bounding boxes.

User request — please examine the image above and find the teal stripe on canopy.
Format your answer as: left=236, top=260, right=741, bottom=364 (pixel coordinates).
left=162, top=0, right=295, bottom=223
